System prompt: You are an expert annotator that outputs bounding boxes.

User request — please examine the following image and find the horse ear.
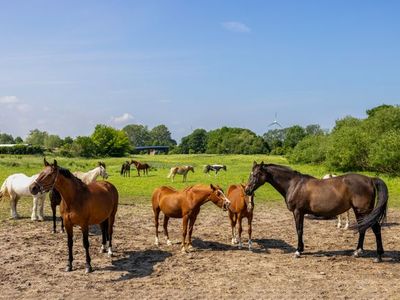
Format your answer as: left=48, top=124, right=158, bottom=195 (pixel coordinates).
left=43, top=157, right=49, bottom=166
left=260, top=161, right=264, bottom=165
left=210, top=184, right=216, bottom=191
left=253, top=161, right=257, bottom=167
left=53, top=160, right=58, bottom=168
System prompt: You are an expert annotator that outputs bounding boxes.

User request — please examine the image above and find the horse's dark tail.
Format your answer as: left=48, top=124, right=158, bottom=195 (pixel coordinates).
left=120, top=165, right=124, bottom=175
left=355, top=178, right=388, bottom=232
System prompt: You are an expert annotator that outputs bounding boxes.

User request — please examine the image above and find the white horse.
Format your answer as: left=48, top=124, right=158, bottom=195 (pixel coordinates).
left=73, top=163, right=108, bottom=184
left=322, top=174, right=350, bottom=229
left=0, top=173, right=47, bottom=220
left=167, top=166, right=194, bottom=182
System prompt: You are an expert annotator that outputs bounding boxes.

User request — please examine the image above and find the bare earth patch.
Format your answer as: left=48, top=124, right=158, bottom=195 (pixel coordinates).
left=0, top=202, right=399, bottom=299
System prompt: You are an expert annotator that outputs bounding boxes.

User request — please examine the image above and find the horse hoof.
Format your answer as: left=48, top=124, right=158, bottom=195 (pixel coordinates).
left=238, top=243, right=243, bottom=250
left=166, top=240, right=172, bottom=246
left=353, top=249, right=363, bottom=258
left=294, top=251, right=301, bottom=258
left=373, top=256, right=383, bottom=263
left=181, top=247, right=188, bottom=253
left=85, top=266, right=93, bottom=274
left=65, top=266, right=72, bottom=272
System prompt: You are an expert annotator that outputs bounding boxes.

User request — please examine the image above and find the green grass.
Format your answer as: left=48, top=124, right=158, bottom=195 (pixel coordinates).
left=0, top=154, right=399, bottom=221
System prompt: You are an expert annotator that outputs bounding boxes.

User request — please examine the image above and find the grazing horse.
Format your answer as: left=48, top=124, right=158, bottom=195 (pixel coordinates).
left=152, top=184, right=231, bottom=252
left=323, top=174, right=350, bottom=229
left=0, top=173, right=47, bottom=220
left=120, top=161, right=131, bottom=177
left=30, top=159, right=118, bottom=273
left=204, top=164, right=227, bottom=176
left=167, top=166, right=194, bottom=182
left=245, top=161, right=388, bottom=262
left=227, top=184, right=254, bottom=250
left=131, top=160, right=150, bottom=176
left=50, top=162, right=109, bottom=233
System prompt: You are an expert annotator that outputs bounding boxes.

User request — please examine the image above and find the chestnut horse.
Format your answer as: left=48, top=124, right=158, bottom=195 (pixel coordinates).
left=131, top=160, right=150, bottom=176
left=245, top=162, right=388, bottom=262
left=30, top=159, right=118, bottom=273
left=167, top=165, right=194, bottom=182
left=227, top=184, right=254, bottom=250
left=152, top=184, right=231, bottom=252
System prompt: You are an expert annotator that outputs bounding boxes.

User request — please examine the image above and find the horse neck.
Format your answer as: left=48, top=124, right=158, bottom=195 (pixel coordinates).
left=266, top=166, right=299, bottom=198
left=54, top=174, right=80, bottom=206
left=188, top=186, right=212, bottom=207
left=85, top=167, right=100, bottom=183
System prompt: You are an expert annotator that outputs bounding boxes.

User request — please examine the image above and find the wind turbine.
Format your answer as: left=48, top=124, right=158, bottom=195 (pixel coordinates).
left=267, top=113, right=283, bottom=128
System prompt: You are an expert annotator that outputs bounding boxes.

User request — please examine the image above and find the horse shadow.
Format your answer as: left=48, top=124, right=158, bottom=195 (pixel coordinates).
left=104, top=249, right=172, bottom=281
left=192, top=238, right=235, bottom=251
left=253, top=238, right=296, bottom=254
left=303, top=249, right=400, bottom=263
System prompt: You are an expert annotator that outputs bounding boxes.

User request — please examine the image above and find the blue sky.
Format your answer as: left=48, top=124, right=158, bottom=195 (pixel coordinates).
left=0, top=1, right=399, bottom=141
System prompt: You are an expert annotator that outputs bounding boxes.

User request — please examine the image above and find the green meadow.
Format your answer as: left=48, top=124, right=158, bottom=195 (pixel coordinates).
left=1, top=154, right=399, bottom=220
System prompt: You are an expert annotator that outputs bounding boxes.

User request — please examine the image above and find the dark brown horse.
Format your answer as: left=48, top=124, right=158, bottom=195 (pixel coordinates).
left=152, top=184, right=231, bottom=252
left=227, top=184, right=254, bottom=250
left=30, top=159, right=118, bottom=273
left=120, top=161, right=131, bottom=177
left=131, top=160, right=150, bottom=176
left=245, top=162, right=388, bottom=262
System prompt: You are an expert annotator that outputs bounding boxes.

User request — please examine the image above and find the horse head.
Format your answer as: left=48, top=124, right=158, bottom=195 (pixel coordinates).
left=208, top=184, right=230, bottom=211
left=30, top=158, right=59, bottom=195
left=245, top=161, right=268, bottom=196
left=99, top=165, right=109, bottom=180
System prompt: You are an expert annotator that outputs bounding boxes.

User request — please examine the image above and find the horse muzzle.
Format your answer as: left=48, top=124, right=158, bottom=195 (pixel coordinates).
left=29, top=183, right=40, bottom=195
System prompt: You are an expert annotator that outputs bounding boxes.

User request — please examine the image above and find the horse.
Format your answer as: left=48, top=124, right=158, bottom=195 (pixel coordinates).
left=245, top=161, right=388, bottom=263
left=131, top=160, right=150, bottom=176
left=323, top=174, right=350, bottom=229
left=227, top=184, right=254, bottom=250
left=152, top=184, right=231, bottom=252
left=167, top=166, right=194, bottom=182
left=204, top=164, right=227, bottom=176
left=50, top=162, right=109, bottom=233
left=30, top=159, right=118, bottom=273
left=0, top=173, right=47, bottom=221
left=120, top=161, right=131, bottom=177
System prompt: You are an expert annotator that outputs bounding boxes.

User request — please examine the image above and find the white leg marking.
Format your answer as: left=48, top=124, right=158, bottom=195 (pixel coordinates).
left=294, top=250, right=301, bottom=258
left=155, top=237, right=160, bottom=246
left=108, top=247, right=113, bottom=257
left=166, top=239, right=172, bottom=246
left=248, top=239, right=252, bottom=251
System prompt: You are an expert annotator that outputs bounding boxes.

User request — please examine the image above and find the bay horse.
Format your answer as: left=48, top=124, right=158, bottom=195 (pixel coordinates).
left=50, top=162, right=109, bottom=233
left=204, top=164, right=227, bottom=176
left=323, top=174, right=350, bottom=229
left=152, top=184, right=231, bottom=252
left=131, top=160, right=150, bottom=176
left=0, top=173, right=47, bottom=221
left=167, top=166, right=194, bottom=182
left=245, top=161, right=388, bottom=262
left=30, top=159, right=118, bottom=273
left=120, top=161, right=131, bottom=177
left=227, top=184, right=254, bottom=250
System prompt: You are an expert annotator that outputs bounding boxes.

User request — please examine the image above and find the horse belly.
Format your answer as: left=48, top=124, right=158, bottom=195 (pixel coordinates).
left=309, top=195, right=351, bottom=216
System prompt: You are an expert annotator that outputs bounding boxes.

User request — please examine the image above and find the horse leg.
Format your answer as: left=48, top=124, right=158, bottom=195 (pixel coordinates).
left=51, top=201, right=57, bottom=233
left=337, top=214, right=342, bottom=228
left=107, top=215, right=115, bottom=257
left=163, top=216, right=172, bottom=245
left=248, top=213, right=253, bottom=251
left=181, top=215, right=189, bottom=252
left=31, top=197, right=38, bottom=221
left=61, top=214, right=65, bottom=233
left=371, top=223, right=384, bottom=263
left=293, top=209, right=304, bottom=257
left=344, top=210, right=350, bottom=230
left=38, top=195, right=45, bottom=221
left=81, top=226, right=92, bottom=273
left=187, top=213, right=199, bottom=251
left=229, top=212, right=237, bottom=244
left=10, top=195, right=19, bottom=219
left=154, top=207, right=160, bottom=246
left=353, top=211, right=366, bottom=257
left=238, top=215, right=243, bottom=249
left=65, top=223, right=74, bottom=272
left=100, top=219, right=109, bottom=253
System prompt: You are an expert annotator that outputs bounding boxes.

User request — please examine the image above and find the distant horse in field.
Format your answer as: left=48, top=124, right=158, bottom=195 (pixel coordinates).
left=120, top=161, right=131, bottom=177
left=30, top=159, right=118, bottom=273
left=323, top=174, right=350, bottom=229
left=167, top=166, right=194, bottom=182
left=152, top=184, right=231, bottom=252
left=50, top=162, right=109, bottom=233
left=0, top=173, right=47, bottom=220
left=245, top=162, right=388, bottom=262
left=204, top=164, right=227, bottom=176
left=131, top=160, right=150, bottom=176
left=227, top=184, right=254, bottom=250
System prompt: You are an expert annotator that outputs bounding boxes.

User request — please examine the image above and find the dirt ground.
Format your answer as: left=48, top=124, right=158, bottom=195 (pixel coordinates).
left=0, top=201, right=399, bottom=300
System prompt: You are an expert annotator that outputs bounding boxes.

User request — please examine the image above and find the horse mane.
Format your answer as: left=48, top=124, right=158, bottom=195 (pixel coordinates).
left=264, top=164, right=315, bottom=179
left=58, top=167, right=88, bottom=190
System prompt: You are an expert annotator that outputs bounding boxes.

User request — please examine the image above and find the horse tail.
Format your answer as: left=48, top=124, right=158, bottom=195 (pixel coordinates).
left=167, top=168, right=175, bottom=178
left=0, top=177, right=8, bottom=199
left=355, top=178, right=388, bottom=232
left=120, top=165, right=124, bottom=175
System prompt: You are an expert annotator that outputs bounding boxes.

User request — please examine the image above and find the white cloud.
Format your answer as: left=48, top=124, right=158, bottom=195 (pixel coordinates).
left=0, top=95, right=19, bottom=104
left=112, top=113, right=134, bottom=124
left=221, top=21, right=251, bottom=33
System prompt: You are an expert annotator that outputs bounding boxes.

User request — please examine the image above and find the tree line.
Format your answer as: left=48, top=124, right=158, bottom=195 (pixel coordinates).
left=1, top=104, right=398, bottom=174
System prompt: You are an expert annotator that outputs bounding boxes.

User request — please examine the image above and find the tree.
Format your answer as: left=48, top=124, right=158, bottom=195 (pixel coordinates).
left=122, top=124, right=151, bottom=147
left=150, top=125, right=177, bottom=147
left=179, top=129, right=208, bottom=154
left=91, top=124, right=131, bottom=157
left=44, top=134, right=63, bottom=149
left=283, top=125, right=306, bottom=149
left=0, top=133, right=14, bottom=144
left=72, top=136, right=97, bottom=158
left=25, top=129, right=48, bottom=146
left=14, top=136, right=24, bottom=144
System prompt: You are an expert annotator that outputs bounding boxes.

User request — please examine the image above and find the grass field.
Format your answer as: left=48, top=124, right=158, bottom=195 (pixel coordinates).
left=1, top=154, right=399, bottom=220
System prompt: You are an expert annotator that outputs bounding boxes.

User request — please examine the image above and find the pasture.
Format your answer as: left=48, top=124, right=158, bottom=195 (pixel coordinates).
left=0, top=154, right=400, bottom=298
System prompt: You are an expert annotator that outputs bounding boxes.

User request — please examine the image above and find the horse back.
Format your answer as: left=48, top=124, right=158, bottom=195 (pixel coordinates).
left=152, top=186, right=185, bottom=218
left=227, top=184, right=249, bottom=214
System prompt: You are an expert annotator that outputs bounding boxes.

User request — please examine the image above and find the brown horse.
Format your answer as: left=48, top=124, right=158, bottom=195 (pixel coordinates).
left=227, top=184, right=254, bottom=250
left=120, top=161, right=131, bottom=177
left=167, top=165, right=194, bottom=182
left=152, top=184, right=231, bottom=252
left=30, top=159, right=118, bottom=273
left=245, top=162, right=388, bottom=262
left=131, top=160, right=150, bottom=176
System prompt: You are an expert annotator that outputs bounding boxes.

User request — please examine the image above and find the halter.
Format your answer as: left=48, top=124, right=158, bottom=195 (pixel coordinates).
left=34, top=167, right=59, bottom=194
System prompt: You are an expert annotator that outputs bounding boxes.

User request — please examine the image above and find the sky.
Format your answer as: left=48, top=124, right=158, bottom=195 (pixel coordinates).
left=0, top=0, right=399, bottom=141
